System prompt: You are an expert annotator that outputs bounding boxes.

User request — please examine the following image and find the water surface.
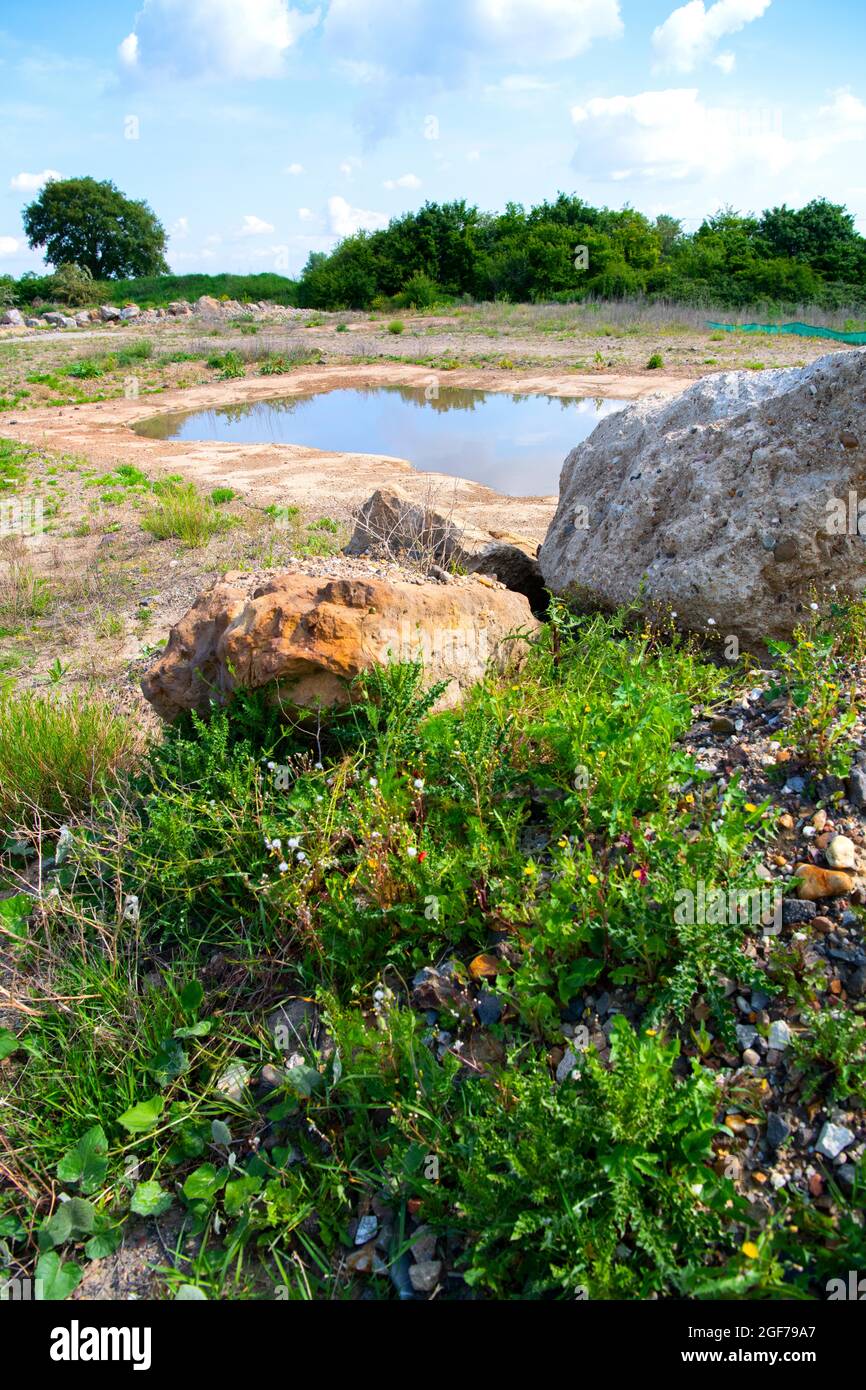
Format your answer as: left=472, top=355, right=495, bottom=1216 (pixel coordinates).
left=133, top=384, right=627, bottom=496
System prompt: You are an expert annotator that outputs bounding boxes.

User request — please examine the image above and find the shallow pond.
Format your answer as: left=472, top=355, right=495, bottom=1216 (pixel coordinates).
left=133, top=385, right=627, bottom=496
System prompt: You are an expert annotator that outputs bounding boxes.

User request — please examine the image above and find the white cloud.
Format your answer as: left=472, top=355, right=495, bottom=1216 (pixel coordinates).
left=0, top=237, right=20, bottom=257
left=820, top=88, right=866, bottom=127
left=171, top=216, right=190, bottom=238
left=383, top=173, right=422, bottom=190
left=328, top=195, right=388, bottom=237
left=484, top=74, right=555, bottom=95
left=285, top=162, right=305, bottom=175
left=118, top=0, right=321, bottom=81
left=298, top=207, right=315, bottom=220
left=239, top=215, right=276, bottom=235
left=324, top=0, right=623, bottom=76
left=714, top=50, right=736, bottom=73
left=118, top=32, right=139, bottom=67
left=652, top=0, right=771, bottom=74
left=570, top=86, right=866, bottom=185
left=10, top=169, right=61, bottom=192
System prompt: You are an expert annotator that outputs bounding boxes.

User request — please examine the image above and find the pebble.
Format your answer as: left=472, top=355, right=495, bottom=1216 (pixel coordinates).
left=735, top=1025, right=759, bottom=1050
left=793, top=863, right=854, bottom=901
left=766, top=1113, right=791, bottom=1150
left=355, top=1215, right=378, bottom=1246
left=768, top=1020, right=792, bottom=1050
left=782, top=898, right=816, bottom=925
left=826, top=835, right=857, bottom=870
left=216, top=1062, right=250, bottom=1101
left=742, top=1048, right=761, bottom=1067
left=409, top=1260, right=443, bottom=1294
left=849, top=766, right=866, bottom=810
left=410, top=1226, right=438, bottom=1263
left=816, top=1122, right=855, bottom=1160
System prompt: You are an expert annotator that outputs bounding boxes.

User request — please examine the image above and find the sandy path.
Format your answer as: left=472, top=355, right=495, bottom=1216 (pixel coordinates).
left=1, top=363, right=684, bottom=542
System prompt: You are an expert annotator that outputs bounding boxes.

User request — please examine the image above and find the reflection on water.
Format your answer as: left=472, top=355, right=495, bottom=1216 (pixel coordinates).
left=133, top=385, right=627, bottom=496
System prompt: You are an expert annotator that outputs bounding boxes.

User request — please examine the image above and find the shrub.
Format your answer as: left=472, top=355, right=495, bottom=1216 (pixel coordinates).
left=647, top=352, right=665, bottom=369
left=387, top=320, right=405, bottom=335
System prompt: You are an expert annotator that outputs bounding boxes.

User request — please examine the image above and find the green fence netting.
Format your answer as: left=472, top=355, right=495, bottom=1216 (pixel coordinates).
left=708, top=320, right=866, bottom=344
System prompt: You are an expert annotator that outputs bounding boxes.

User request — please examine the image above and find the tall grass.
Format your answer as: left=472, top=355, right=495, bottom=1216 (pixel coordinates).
left=0, top=689, right=140, bottom=826
left=142, top=481, right=235, bottom=547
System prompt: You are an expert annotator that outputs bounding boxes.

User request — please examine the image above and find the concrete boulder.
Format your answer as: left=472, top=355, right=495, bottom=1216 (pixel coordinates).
left=345, top=486, right=546, bottom=611
left=142, top=571, right=540, bottom=721
left=539, top=350, right=866, bottom=648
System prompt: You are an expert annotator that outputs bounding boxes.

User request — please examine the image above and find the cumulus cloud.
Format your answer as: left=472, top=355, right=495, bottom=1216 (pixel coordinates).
left=0, top=237, right=21, bottom=257
left=298, top=207, right=315, bottom=221
left=383, top=173, right=422, bottom=190
left=285, top=162, right=305, bottom=174
left=652, top=0, right=771, bottom=74
left=570, top=86, right=866, bottom=185
left=240, top=215, right=276, bottom=235
left=324, top=0, right=623, bottom=76
left=327, top=195, right=388, bottom=237
left=118, top=0, right=321, bottom=81
left=10, top=169, right=61, bottom=192
left=171, top=216, right=190, bottom=237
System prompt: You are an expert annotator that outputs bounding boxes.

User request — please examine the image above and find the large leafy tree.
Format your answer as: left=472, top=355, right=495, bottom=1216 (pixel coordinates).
left=22, top=177, right=169, bottom=280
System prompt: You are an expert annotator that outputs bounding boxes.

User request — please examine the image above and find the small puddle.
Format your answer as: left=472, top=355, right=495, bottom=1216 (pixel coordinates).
left=132, top=385, right=627, bottom=496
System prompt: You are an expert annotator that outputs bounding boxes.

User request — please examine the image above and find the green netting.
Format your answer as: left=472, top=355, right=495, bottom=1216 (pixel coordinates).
left=708, top=320, right=866, bottom=344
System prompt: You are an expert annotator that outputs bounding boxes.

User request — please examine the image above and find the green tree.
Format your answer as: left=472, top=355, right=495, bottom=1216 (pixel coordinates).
left=23, top=177, right=169, bottom=280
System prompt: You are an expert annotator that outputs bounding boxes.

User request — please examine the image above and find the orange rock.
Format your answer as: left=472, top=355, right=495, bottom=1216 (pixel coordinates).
left=143, top=572, right=540, bottom=721
left=793, top=863, right=854, bottom=901
left=469, top=953, right=503, bottom=980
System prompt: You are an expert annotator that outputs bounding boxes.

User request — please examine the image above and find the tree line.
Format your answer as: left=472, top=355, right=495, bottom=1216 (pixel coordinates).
left=297, top=195, right=866, bottom=312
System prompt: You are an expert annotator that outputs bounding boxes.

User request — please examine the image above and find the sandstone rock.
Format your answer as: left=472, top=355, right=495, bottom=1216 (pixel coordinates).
left=195, top=295, right=222, bottom=315
left=345, top=486, right=546, bottom=610
left=793, top=862, right=854, bottom=901
left=74, top=311, right=92, bottom=326
left=167, top=300, right=193, bottom=317
left=539, top=351, right=866, bottom=648
left=142, top=572, right=540, bottom=721
left=120, top=304, right=141, bottom=321
left=0, top=308, right=23, bottom=327
left=99, top=304, right=122, bottom=322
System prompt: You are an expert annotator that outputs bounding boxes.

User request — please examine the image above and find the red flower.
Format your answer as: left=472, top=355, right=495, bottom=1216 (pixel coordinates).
left=418, top=851, right=427, bottom=863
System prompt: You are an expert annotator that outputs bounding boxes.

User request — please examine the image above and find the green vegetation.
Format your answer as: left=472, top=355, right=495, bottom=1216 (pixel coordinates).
left=142, top=480, right=236, bottom=547
left=0, top=688, right=138, bottom=825
left=2, top=602, right=863, bottom=1300
left=22, top=177, right=168, bottom=281
left=296, top=195, right=866, bottom=312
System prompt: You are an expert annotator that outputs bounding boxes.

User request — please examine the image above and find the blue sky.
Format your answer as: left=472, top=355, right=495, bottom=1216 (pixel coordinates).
left=2, top=0, right=865, bottom=278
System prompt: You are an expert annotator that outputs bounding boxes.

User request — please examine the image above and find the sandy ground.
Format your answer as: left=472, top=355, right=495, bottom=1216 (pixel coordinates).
left=0, top=362, right=685, bottom=541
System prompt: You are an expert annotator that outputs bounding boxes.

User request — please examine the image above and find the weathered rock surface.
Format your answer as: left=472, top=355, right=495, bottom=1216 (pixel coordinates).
left=142, top=570, right=539, bottom=721
left=539, top=351, right=866, bottom=648
left=345, top=486, right=546, bottom=610
left=0, top=308, right=23, bottom=327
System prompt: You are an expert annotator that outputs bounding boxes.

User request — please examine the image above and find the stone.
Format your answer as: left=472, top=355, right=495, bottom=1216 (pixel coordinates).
left=742, top=1048, right=760, bottom=1067
left=409, top=1226, right=438, bottom=1263
left=766, top=1113, right=791, bottom=1150
left=768, top=1019, right=792, bottom=1050
left=266, top=998, right=322, bottom=1052
left=710, top=715, right=736, bottom=735
left=74, top=311, right=92, bottom=326
left=120, top=304, right=141, bottom=320
left=0, top=308, right=24, bottom=327
left=195, top=295, right=222, bottom=315
left=142, top=573, right=540, bottom=722
left=816, top=1121, right=855, bottom=1160
left=826, top=835, right=856, bottom=870
left=345, top=486, right=546, bottom=610
left=99, top=304, right=122, bottom=321
left=793, top=863, right=854, bottom=901
left=408, top=1260, right=442, bottom=1294
left=781, top=898, right=816, bottom=925
left=849, top=766, right=866, bottom=810
left=735, top=1024, right=758, bottom=1051
left=354, top=1215, right=378, bottom=1246
left=847, top=964, right=866, bottom=997
left=539, top=351, right=866, bottom=649
left=168, top=300, right=193, bottom=316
